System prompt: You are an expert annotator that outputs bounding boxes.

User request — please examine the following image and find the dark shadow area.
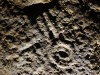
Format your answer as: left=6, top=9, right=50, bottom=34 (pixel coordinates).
left=78, top=0, right=100, bottom=23
left=22, top=0, right=59, bottom=24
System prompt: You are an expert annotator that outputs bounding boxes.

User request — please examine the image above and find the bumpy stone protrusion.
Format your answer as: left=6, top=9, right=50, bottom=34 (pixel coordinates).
left=7, top=0, right=51, bottom=8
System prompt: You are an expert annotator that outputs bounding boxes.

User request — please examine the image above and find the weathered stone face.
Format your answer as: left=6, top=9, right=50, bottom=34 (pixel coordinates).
left=8, top=0, right=51, bottom=8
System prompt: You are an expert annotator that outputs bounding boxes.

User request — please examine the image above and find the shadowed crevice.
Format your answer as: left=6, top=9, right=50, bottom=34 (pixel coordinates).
left=22, top=0, right=59, bottom=24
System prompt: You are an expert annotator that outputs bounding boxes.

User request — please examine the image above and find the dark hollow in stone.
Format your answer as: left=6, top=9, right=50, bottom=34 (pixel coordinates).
left=6, top=26, right=12, bottom=31
left=66, top=68, right=73, bottom=74
left=59, top=33, right=73, bottom=44
left=53, top=55, right=60, bottom=62
left=57, top=51, right=69, bottom=58
left=18, top=31, right=26, bottom=35
left=34, top=43, right=41, bottom=49
left=85, top=54, right=91, bottom=60
left=26, top=58, right=32, bottom=62
left=25, top=37, right=31, bottom=42
left=6, top=35, right=16, bottom=42
left=51, top=38, right=59, bottom=45
left=59, top=33, right=65, bottom=42
left=22, top=0, right=59, bottom=24
left=49, top=30, right=55, bottom=40
left=49, top=62, right=57, bottom=69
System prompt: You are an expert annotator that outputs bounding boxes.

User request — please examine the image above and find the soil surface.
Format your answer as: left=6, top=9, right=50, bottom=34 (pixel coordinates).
left=0, top=0, right=100, bottom=75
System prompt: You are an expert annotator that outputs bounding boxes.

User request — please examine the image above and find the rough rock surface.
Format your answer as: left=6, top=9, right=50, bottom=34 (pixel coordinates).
left=0, top=0, right=100, bottom=75
left=7, top=0, right=51, bottom=8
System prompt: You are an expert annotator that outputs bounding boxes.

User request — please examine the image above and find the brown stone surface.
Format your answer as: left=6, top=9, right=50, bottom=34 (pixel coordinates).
left=0, top=0, right=100, bottom=75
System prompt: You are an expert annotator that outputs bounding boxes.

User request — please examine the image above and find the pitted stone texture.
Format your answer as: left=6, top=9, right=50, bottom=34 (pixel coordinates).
left=0, top=0, right=100, bottom=75
left=0, top=67, right=11, bottom=75
left=49, top=43, right=73, bottom=68
left=7, top=0, right=51, bottom=8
